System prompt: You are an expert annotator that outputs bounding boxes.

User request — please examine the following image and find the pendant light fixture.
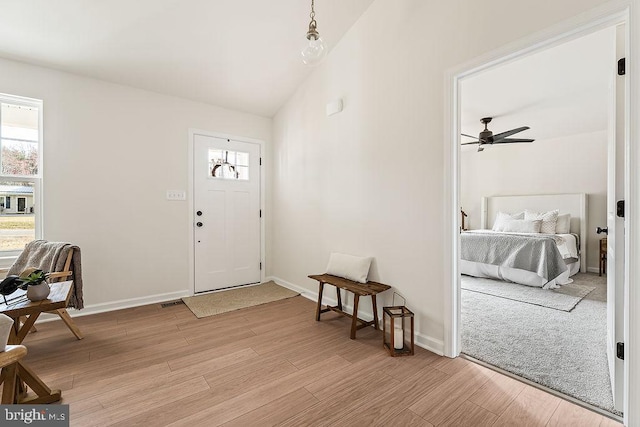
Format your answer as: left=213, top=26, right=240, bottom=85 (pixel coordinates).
left=301, top=0, right=328, bottom=66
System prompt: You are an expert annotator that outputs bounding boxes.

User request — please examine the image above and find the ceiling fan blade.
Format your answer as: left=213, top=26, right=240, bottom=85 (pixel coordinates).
left=477, top=146, right=485, bottom=152
left=461, top=133, right=478, bottom=139
left=494, top=138, right=534, bottom=144
left=461, top=141, right=480, bottom=145
left=492, top=126, right=530, bottom=142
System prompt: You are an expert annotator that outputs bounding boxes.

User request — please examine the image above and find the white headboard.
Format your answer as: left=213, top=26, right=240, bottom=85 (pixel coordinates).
left=481, top=193, right=587, bottom=273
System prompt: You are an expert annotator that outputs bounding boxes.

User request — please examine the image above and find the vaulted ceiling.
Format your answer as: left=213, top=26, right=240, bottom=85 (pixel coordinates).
left=0, top=0, right=374, bottom=117
left=461, top=26, right=616, bottom=145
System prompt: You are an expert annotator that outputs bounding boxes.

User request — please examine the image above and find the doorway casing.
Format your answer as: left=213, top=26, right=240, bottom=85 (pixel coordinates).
left=443, top=1, right=637, bottom=424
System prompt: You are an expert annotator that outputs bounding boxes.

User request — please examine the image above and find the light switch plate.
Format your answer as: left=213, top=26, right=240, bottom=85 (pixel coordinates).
left=166, top=190, right=186, bottom=201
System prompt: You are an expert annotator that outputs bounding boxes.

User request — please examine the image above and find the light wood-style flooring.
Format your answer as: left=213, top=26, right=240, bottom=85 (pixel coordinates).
left=12, top=295, right=621, bottom=426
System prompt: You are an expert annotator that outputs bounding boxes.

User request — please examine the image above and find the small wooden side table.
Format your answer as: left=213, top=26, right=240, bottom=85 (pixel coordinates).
left=600, top=238, right=607, bottom=276
left=0, top=281, right=73, bottom=404
left=309, top=274, right=391, bottom=339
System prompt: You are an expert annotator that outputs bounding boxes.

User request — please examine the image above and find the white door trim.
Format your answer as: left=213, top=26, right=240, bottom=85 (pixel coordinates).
left=188, top=128, right=266, bottom=296
left=443, top=1, right=637, bottom=424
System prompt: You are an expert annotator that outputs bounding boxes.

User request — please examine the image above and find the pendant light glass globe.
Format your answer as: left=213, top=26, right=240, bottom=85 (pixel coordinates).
left=301, top=36, right=327, bottom=66
left=302, top=0, right=327, bottom=66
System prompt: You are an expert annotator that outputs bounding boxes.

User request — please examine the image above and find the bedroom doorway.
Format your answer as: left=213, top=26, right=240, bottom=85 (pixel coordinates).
left=445, top=7, right=631, bottom=422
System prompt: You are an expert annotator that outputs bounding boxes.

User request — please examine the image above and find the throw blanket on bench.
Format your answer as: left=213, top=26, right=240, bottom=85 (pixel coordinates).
left=8, top=240, right=84, bottom=309
left=460, top=231, right=567, bottom=284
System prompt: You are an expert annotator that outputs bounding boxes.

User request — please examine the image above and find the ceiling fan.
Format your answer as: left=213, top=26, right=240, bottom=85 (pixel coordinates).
left=462, top=117, right=534, bottom=152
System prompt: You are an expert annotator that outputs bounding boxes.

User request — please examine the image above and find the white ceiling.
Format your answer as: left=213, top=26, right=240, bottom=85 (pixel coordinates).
left=461, top=26, right=616, bottom=145
left=0, top=0, right=374, bottom=117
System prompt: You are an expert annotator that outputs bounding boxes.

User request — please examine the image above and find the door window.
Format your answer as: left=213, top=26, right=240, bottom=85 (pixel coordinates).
left=208, top=149, right=249, bottom=180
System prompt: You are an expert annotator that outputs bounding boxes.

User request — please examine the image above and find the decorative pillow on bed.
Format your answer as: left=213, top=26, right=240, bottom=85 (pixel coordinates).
left=555, top=213, right=571, bottom=234
left=325, top=253, right=372, bottom=283
left=524, top=209, right=559, bottom=234
left=492, top=211, right=525, bottom=231
left=493, top=219, right=542, bottom=233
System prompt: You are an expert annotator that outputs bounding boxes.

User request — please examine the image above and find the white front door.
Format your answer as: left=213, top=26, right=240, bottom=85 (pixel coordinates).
left=606, top=23, right=625, bottom=412
left=193, top=134, right=261, bottom=293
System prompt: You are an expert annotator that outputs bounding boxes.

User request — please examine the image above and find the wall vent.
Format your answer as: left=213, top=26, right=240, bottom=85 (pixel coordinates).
left=161, top=300, right=185, bottom=308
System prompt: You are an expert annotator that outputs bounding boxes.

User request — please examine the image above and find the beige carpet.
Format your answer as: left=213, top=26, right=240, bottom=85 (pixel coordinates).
left=182, top=281, right=299, bottom=318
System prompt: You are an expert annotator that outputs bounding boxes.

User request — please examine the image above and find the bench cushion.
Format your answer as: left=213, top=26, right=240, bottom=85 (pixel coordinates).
left=325, top=253, right=372, bottom=283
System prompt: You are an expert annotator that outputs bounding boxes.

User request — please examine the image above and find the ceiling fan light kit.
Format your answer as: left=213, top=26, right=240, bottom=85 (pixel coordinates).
left=461, top=117, right=535, bottom=152
left=301, top=0, right=328, bottom=66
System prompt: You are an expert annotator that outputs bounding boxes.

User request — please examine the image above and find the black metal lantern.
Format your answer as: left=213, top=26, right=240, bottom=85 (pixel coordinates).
left=383, top=294, right=414, bottom=357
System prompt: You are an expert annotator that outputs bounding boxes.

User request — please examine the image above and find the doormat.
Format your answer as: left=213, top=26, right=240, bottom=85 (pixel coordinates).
left=182, top=281, right=299, bottom=318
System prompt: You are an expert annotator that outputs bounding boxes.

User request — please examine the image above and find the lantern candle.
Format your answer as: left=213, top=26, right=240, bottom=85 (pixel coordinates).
left=383, top=303, right=415, bottom=357
left=393, top=327, right=403, bottom=350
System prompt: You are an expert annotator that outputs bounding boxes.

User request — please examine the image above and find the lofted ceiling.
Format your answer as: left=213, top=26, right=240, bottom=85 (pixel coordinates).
left=461, top=26, right=616, bottom=146
left=0, top=0, right=374, bottom=117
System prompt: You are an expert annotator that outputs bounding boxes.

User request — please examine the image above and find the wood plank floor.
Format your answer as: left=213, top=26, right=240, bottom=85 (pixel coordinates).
left=8, top=295, right=621, bottom=426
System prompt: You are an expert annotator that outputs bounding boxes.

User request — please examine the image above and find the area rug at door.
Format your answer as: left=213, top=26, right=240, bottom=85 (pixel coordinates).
left=182, top=281, right=299, bottom=318
left=461, top=275, right=595, bottom=312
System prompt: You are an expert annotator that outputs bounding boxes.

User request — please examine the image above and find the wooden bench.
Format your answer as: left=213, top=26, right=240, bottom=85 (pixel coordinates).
left=309, top=274, right=391, bottom=339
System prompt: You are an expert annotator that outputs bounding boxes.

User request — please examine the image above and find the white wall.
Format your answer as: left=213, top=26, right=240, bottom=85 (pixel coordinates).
left=461, top=130, right=608, bottom=271
left=0, top=57, right=271, bottom=310
left=271, top=0, right=612, bottom=353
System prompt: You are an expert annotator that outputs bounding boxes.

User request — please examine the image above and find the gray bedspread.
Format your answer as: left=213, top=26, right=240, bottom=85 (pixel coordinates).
left=461, top=231, right=567, bottom=282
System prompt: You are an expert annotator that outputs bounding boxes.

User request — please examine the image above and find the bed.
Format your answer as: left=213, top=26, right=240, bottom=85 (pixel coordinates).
left=459, top=193, right=587, bottom=289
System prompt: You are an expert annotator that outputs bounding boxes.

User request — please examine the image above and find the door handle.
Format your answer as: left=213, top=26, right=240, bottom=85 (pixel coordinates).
left=196, top=222, right=203, bottom=227
left=596, top=227, right=608, bottom=235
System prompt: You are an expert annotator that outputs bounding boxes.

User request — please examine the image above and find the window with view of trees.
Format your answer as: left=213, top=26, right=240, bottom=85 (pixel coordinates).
left=0, top=95, right=42, bottom=259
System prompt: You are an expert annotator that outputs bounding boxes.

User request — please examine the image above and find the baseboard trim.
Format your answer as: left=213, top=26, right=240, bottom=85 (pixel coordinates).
left=586, top=267, right=602, bottom=274
left=267, top=276, right=317, bottom=301
left=268, top=276, right=445, bottom=356
left=415, top=332, right=445, bottom=356
left=36, top=290, right=190, bottom=323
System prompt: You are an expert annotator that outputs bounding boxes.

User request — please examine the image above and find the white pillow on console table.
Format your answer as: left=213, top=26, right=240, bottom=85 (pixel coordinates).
left=524, top=209, right=559, bottom=234
left=492, top=211, right=525, bottom=231
left=325, top=253, right=373, bottom=284
left=555, top=213, right=571, bottom=234
left=493, top=219, right=542, bottom=233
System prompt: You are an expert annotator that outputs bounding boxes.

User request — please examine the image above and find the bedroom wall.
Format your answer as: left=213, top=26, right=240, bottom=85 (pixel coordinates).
left=460, top=130, right=608, bottom=271
left=0, top=57, right=271, bottom=311
left=270, top=0, right=613, bottom=353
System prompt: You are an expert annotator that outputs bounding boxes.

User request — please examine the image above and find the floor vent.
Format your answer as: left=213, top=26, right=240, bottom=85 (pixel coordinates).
left=161, top=300, right=185, bottom=308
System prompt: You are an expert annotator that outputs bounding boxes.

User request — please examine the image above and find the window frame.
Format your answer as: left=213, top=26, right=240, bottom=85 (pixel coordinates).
left=0, top=93, right=43, bottom=265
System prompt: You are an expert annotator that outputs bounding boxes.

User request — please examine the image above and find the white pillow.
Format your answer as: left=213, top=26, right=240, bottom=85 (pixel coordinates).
left=524, top=209, right=559, bottom=234
left=492, top=211, right=524, bottom=231
left=493, top=219, right=542, bottom=233
left=555, top=213, right=571, bottom=234
left=325, top=253, right=372, bottom=283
